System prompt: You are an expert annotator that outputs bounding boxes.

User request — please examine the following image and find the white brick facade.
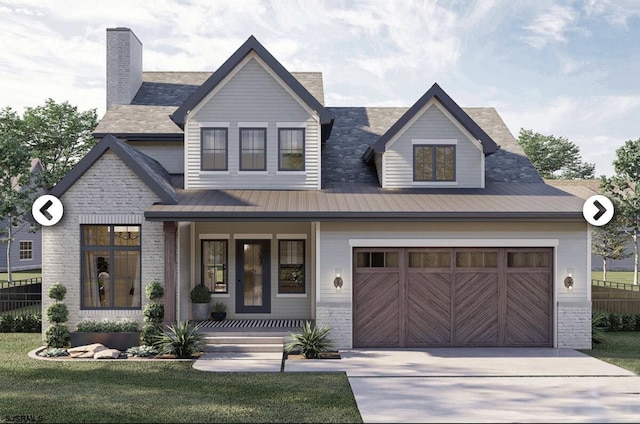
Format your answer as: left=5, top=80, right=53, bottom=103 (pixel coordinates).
left=316, top=302, right=352, bottom=349
left=42, top=151, right=165, bottom=333
left=557, top=301, right=592, bottom=349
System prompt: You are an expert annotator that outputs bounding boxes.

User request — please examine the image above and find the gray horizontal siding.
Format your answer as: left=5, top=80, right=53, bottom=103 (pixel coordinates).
left=128, top=142, right=184, bottom=174
left=186, top=57, right=319, bottom=190
left=0, top=222, right=41, bottom=272
left=383, top=104, right=483, bottom=188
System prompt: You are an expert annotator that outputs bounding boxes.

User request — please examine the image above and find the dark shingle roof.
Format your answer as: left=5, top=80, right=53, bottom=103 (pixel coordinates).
left=51, top=134, right=177, bottom=204
left=95, top=71, right=326, bottom=136
left=321, top=107, right=542, bottom=186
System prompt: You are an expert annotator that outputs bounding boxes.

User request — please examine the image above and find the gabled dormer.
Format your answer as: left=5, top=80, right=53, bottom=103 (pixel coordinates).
left=171, top=36, right=334, bottom=190
left=363, top=83, right=499, bottom=189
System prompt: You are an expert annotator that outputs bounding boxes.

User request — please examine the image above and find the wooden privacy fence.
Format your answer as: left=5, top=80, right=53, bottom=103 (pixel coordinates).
left=592, top=279, right=640, bottom=315
left=0, top=277, right=42, bottom=315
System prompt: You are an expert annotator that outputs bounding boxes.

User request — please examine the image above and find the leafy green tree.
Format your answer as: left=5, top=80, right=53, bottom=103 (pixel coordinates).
left=601, top=138, right=640, bottom=285
left=517, top=129, right=595, bottom=179
left=0, top=108, right=37, bottom=282
left=20, top=99, right=98, bottom=190
left=591, top=213, right=631, bottom=281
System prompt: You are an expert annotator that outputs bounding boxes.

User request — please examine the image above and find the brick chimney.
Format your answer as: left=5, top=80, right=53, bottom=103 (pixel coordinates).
left=106, top=27, right=143, bottom=110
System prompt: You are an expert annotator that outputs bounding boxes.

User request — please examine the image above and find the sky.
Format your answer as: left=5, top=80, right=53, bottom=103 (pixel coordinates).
left=1, top=0, right=639, bottom=178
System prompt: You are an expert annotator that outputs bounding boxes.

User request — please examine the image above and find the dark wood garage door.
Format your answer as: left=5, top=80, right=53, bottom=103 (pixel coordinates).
left=353, top=248, right=553, bottom=348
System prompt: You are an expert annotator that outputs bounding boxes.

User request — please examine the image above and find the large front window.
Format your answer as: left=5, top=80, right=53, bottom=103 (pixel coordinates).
left=278, top=240, right=305, bottom=294
left=240, top=128, right=267, bottom=171
left=414, top=145, right=455, bottom=181
left=81, top=225, right=141, bottom=309
left=278, top=128, right=305, bottom=171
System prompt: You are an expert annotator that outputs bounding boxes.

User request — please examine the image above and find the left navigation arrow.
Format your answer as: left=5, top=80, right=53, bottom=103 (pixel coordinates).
left=32, top=195, right=63, bottom=226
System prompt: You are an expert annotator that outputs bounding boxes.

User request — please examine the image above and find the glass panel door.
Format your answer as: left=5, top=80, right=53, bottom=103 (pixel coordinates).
left=236, top=240, right=271, bottom=313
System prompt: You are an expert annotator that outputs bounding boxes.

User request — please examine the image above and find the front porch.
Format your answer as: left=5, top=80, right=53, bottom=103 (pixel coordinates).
left=194, top=318, right=308, bottom=332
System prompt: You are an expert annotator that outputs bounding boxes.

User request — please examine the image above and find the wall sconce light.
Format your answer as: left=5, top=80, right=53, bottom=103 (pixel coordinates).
left=333, top=268, right=343, bottom=289
left=564, top=268, right=574, bottom=289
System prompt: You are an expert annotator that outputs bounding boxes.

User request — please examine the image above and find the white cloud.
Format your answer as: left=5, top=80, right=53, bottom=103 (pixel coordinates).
left=584, top=0, right=640, bottom=27
left=522, top=5, right=577, bottom=48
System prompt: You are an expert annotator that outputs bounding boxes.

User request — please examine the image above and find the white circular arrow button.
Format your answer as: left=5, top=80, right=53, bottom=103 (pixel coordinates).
left=32, top=194, right=64, bottom=226
left=583, top=195, right=614, bottom=226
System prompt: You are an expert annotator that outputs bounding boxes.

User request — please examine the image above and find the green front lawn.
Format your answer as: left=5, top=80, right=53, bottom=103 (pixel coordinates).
left=0, top=333, right=362, bottom=423
left=591, top=271, right=637, bottom=285
left=0, top=269, right=42, bottom=282
left=581, top=331, right=640, bottom=375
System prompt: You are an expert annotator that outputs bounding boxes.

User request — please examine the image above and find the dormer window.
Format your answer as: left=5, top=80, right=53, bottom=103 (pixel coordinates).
left=413, top=144, right=456, bottom=182
left=201, top=128, right=228, bottom=171
left=240, top=128, right=267, bottom=171
left=278, top=128, right=305, bottom=171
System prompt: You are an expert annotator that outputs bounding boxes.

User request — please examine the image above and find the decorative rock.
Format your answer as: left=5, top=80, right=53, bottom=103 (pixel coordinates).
left=94, top=349, right=121, bottom=359
left=68, top=343, right=107, bottom=358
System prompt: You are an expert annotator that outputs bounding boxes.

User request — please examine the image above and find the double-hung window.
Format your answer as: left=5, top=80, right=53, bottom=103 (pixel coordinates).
left=413, top=145, right=456, bottom=181
left=19, top=241, right=33, bottom=260
left=240, top=128, right=267, bottom=171
left=278, top=240, right=305, bottom=294
left=202, top=240, right=228, bottom=293
left=81, top=225, right=141, bottom=309
left=201, top=128, right=228, bottom=171
left=278, top=128, right=305, bottom=171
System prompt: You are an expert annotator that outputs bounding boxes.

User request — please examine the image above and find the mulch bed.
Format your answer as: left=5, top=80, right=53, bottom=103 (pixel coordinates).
left=285, top=351, right=341, bottom=360
left=31, top=346, right=203, bottom=361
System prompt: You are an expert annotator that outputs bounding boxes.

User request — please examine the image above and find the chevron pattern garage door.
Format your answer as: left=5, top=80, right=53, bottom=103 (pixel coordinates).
left=353, top=248, right=552, bottom=348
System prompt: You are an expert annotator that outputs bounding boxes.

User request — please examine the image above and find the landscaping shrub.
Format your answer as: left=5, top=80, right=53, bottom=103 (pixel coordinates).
left=45, top=324, right=70, bottom=348
left=46, top=303, right=68, bottom=324
left=0, top=314, right=15, bottom=332
left=75, top=319, right=139, bottom=332
left=157, top=321, right=204, bottom=358
left=126, top=345, right=159, bottom=357
left=145, top=281, right=164, bottom=301
left=12, top=313, right=42, bottom=333
left=286, top=320, right=334, bottom=359
left=140, top=323, right=164, bottom=346
left=39, top=347, right=69, bottom=357
left=48, top=283, right=67, bottom=302
left=143, top=303, right=165, bottom=323
left=592, top=311, right=608, bottom=345
left=607, top=313, right=623, bottom=332
left=622, top=313, right=635, bottom=332
left=635, top=314, right=640, bottom=332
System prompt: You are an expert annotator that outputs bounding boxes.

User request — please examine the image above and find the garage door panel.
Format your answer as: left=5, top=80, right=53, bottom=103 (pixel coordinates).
left=354, top=271, right=401, bottom=347
left=454, top=272, right=499, bottom=345
left=407, top=272, right=451, bottom=346
left=506, top=272, right=552, bottom=345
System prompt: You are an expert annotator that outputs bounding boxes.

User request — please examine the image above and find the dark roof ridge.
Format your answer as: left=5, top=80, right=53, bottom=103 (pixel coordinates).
left=50, top=134, right=177, bottom=204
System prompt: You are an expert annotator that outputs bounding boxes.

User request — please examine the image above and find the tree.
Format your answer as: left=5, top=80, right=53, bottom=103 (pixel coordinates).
left=0, top=107, right=37, bottom=283
left=517, top=129, right=595, bottom=179
left=601, top=138, right=640, bottom=285
left=20, top=99, right=98, bottom=190
left=591, top=213, right=631, bottom=281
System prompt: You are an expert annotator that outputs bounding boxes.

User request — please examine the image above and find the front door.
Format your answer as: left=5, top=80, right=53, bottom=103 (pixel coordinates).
left=235, top=240, right=271, bottom=313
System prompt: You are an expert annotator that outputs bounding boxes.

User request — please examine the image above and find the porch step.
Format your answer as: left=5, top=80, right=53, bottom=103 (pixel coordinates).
left=203, top=335, right=285, bottom=353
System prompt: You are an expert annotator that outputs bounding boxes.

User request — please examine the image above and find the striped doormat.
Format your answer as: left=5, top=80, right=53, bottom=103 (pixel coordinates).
left=197, top=319, right=306, bottom=329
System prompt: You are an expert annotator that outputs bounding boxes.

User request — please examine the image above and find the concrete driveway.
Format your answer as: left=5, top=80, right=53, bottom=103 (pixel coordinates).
left=284, top=348, right=640, bottom=423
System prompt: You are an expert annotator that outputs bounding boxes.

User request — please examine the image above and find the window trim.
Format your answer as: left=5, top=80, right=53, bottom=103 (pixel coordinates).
left=18, top=240, right=33, bottom=261
left=201, top=239, right=229, bottom=294
left=278, top=128, right=305, bottom=171
left=413, top=144, right=456, bottom=182
left=239, top=127, right=267, bottom=171
left=200, top=127, right=228, bottom=171
left=278, top=239, right=306, bottom=294
left=80, top=225, right=142, bottom=311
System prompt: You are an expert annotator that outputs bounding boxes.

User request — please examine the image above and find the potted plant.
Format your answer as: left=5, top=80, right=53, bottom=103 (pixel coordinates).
left=190, top=284, right=211, bottom=321
left=211, top=302, right=227, bottom=321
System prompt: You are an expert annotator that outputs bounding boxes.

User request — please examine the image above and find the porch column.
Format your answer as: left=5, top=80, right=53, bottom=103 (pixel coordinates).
left=164, top=221, right=177, bottom=324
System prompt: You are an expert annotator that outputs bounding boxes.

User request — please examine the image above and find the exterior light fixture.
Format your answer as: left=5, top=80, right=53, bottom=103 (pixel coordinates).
left=333, top=268, right=343, bottom=289
left=564, top=268, right=574, bottom=289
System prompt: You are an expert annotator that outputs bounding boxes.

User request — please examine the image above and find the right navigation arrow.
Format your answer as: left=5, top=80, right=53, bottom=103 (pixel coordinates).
left=593, top=200, right=606, bottom=221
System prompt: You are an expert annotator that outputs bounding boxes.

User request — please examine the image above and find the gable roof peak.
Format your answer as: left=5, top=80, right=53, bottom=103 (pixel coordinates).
left=363, top=82, right=499, bottom=161
left=170, top=35, right=334, bottom=134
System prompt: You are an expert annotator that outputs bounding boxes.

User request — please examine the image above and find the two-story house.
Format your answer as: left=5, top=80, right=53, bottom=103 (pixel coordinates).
left=42, top=27, right=590, bottom=349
